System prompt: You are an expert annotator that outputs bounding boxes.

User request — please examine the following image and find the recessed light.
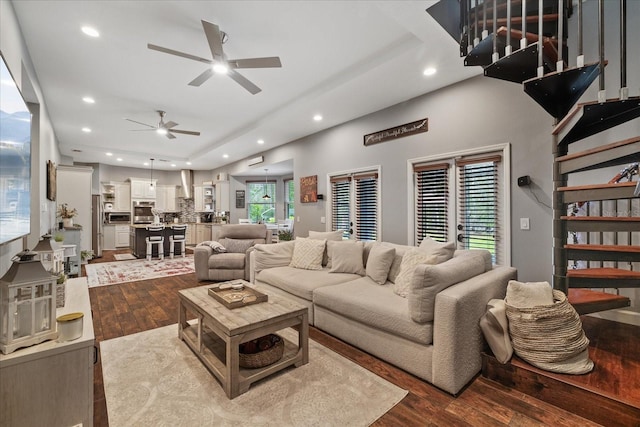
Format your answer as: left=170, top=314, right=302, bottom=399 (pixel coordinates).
left=423, top=67, right=437, bottom=76
left=82, top=127, right=91, bottom=133
left=213, top=63, right=229, bottom=74
left=143, top=162, right=149, bottom=166
left=171, top=164, right=176, bottom=167
left=313, top=114, right=323, bottom=122
left=116, top=158, right=123, bottom=162
left=223, top=154, right=229, bottom=159
left=257, top=139, right=265, bottom=145
left=106, top=152, right=113, bottom=156
left=82, top=96, right=95, bottom=104
left=186, top=161, right=192, bottom=165
left=81, top=26, right=100, bottom=38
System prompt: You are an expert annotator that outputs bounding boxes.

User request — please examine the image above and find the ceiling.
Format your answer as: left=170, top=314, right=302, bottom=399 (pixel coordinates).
left=11, top=1, right=480, bottom=174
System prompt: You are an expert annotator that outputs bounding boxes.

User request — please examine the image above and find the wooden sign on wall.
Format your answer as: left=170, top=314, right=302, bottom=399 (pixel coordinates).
left=363, top=118, right=428, bottom=146
left=300, top=175, right=318, bottom=203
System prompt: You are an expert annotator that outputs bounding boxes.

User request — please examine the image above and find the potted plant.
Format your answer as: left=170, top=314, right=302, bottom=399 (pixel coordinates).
left=278, top=229, right=294, bottom=241
left=57, top=203, right=78, bottom=228
left=81, top=249, right=94, bottom=264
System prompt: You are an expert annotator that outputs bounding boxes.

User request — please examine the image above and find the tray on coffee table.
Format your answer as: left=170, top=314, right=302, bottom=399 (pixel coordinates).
left=208, top=281, right=268, bottom=309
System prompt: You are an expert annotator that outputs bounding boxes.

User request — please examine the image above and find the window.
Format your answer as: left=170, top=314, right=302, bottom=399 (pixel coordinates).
left=412, top=145, right=509, bottom=265
left=284, top=179, right=295, bottom=220
left=247, top=181, right=276, bottom=223
left=329, top=168, right=380, bottom=241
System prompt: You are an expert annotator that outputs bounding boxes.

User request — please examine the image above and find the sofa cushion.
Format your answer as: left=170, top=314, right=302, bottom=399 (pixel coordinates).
left=207, top=252, right=246, bottom=269
left=220, top=238, right=254, bottom=254
left=256, top=266, right=360, bottom=301
left=289, top=237, right=326, bottom=270
left=328, top=240, right=365, bottom=275
left=313, top=278, right=434, bottom=345
left=409, top=250, right=489, bottom=323
left=308, top=230, right=343, bottom=266
left=418, top=237, right=456, bottom=264
left=393, top=249, right=439, bottom=297
left=365, top=243, right=396, bottom=285
left=381, top=243, right=413, bottom=283
left=253, top=241, right=295, bottom=273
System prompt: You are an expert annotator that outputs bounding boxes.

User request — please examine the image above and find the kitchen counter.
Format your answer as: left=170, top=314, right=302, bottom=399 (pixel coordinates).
left=130, top=223, right=190, bottom=229
left=130, top=224, right=189, bottom=258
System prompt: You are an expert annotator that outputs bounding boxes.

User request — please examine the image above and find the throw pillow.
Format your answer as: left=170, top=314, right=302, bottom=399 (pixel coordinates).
left=308, top=230, right=344, bottom=266
left=253, top=241, right=296, bottom=273
left=365, top=243, right=396, bottom=285
left=289, top=237, right=326, bottom=270
left=327, top=240, right=365, bottom=275
left=480, top=299, right=513, bottom=364
left=418, top=236, right=456, bottom=264
left=505, top=280, right=554, bottom=308
left=196, top=240, right=227, bottom=253
left=393, top=248, right=439, bottom=297
left=220, top=238, right=255, bottom=254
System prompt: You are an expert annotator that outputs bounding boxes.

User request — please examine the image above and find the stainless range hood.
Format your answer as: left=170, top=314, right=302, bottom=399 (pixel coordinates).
left=180, top=169, right=194, bottom=199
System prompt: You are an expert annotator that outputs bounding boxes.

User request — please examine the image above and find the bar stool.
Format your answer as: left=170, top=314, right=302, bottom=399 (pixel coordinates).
left=169, top=224, right=187, bottom=259
left=145, top=225, right=165, bottom=261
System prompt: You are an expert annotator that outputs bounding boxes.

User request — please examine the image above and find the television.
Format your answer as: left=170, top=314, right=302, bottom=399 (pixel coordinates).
left=0, top=52, right=32, bottom=245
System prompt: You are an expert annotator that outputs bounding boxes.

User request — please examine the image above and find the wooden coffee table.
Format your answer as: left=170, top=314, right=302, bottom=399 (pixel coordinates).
left=178, top=281, right=309, bottom=399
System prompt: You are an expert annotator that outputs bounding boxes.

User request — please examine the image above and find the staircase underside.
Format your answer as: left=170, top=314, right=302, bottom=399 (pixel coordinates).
left=556, top=135, right=640, bottom=174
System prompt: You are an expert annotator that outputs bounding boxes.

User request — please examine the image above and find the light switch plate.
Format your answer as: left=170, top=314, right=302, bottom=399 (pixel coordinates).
left=520, top=217, right=530, bottom=230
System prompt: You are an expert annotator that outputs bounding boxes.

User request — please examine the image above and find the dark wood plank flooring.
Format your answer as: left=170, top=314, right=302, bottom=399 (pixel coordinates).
left=88, top=250, right=603, bottom=427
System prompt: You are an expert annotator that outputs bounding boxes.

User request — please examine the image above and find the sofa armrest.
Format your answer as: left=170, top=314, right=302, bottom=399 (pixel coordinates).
left=194, top=246, right=213, bottom=281
left=431, top=265, right=517, bottom=395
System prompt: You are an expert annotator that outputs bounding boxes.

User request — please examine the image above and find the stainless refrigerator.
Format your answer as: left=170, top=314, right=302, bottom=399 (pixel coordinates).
left=91, top=194, right=103, bottom=258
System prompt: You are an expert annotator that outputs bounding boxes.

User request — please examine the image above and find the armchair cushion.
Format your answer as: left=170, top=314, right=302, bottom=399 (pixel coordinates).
left=220, top=237, right=255, bottom=254
left=208, top=253, right=246, bottom=269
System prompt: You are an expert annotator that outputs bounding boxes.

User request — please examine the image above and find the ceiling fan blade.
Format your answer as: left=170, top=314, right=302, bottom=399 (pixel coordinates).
left=163, top=120, right=179, bottom=129
left=201, top=21, right=225, bottom=62
left=147, top=43, right=212, bottom=65
left=228, top=69, right=261, bottom=95
left=170, top=129, right=201, bottom=136
left=188, top=68, right=214, bottom=86
left=228, top=57, right=282, bottom=69
left=125, top=118, right=155, bottom=128
left=166, top=132, right=177, bottom=140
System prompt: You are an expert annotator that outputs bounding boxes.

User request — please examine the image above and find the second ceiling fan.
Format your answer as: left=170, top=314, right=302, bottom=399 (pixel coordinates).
left=148, top=20, right=282, bottom=95
left=125, top=110, right=200, bottom=140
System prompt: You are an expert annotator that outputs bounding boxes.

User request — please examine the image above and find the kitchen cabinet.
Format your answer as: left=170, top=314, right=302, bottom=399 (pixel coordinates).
left=60, top=228, right=81, bottom=277
left=215, top=181, right=230, bottom=212
left=186, top=224, right=196, bottom=246
left=0, top=278, right=95, bottom=427
left=130, top=178, right=157, bottom=200
left=194, top=185, right=214, bottom=212
left=195, top=224, right=212, bottom=244
left=103, top=225, right=116, bottom=250
left=156, top=185, right=178, bottom=212
left=114, top=183, right=131, bottom=212
left=115, top=225, right=130, bottom=248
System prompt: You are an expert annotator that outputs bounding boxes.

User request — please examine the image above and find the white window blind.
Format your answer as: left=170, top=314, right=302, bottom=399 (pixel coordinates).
left=414, top=163, right=449, bottom=245
left=330, top=176, right=351, bottom=239
left=329, top=169, right=380, bottom=241
left=355, top=173, right=378, bottom=241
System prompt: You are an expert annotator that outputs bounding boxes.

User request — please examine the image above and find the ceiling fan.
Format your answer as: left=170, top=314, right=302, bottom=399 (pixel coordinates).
left=148, top=20, right=282, bottom=95
left=125, top=110, right=200, bottom=140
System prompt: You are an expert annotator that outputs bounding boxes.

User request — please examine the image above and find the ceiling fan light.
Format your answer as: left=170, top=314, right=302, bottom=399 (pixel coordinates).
left=213, top=63, right=229, bottom=74
left=156, top=128, right=168, bottom=135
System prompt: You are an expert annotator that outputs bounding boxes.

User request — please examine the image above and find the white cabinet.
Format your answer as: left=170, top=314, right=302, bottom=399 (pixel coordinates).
left=103, top=225, right=116, bottom=250
left=130, top=178, right=157, bottom=200
left=115, top=225, right=130, bottom=248
left=215, top=181, right=230, bottom=212
left=194, top=185, right=214, bottom=212
left=186, top=224, right=196, bottom=246
left=156, top=185, right=178, bottom=212
left=114, top=183, right=131, bottom=212
left=195, top=224, right=212, bottom=243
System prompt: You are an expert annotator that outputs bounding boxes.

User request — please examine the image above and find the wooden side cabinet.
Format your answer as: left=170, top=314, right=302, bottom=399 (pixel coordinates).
left=0, top=277, right=95, bottom=427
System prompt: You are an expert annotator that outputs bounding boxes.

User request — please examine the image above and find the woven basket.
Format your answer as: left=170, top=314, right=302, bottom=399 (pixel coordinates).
left=239, top=335, right=284, bottom=368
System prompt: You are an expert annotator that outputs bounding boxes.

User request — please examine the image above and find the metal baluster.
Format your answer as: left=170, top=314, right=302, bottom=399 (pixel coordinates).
left=556, top=0, right=564, bottom=72
left=521, top=0, right=528, bottom=49
left=505, top=0, right=512, bottom=56
left=537, top=0, right=544, bottom=77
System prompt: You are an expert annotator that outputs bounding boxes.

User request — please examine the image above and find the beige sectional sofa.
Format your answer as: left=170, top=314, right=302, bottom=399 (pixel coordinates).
left=249, top=235, right=517, bottom=395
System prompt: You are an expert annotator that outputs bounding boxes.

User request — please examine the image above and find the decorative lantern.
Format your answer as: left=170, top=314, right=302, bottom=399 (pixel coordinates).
left=0, top=250, right=58, bottom=354
left=32, top=234, right=64, bottom=276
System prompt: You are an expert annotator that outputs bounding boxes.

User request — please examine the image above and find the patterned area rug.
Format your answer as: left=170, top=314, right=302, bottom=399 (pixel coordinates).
left=85, top=257, right=195, bottom=287
left=101, top=325, right=407, bottom=426
left=113, top=253, right=136, bottom=261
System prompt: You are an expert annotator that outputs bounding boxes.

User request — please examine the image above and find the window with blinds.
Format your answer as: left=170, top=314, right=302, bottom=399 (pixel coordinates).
left=329, top=169, right=380, bottom=241
left=414, top=163, right=449, bottom=245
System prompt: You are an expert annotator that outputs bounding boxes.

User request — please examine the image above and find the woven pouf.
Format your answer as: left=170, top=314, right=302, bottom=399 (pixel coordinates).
left=506, top=290, right=593, bottom=374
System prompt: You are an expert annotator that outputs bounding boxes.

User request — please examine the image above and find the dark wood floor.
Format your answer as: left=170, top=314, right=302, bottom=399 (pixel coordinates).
left=88, top=250, right=602, bottom=427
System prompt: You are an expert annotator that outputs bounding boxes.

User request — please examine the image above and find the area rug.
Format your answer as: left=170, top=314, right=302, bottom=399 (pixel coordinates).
left=85, top=257, right=195, bottom=288
left=100, top=325, right=407, bottom=426
left=113, top=253, right=136, bottom=261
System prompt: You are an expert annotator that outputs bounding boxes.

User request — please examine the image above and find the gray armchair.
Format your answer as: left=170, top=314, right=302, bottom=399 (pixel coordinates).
left=194, top=224, right=271, bottom=282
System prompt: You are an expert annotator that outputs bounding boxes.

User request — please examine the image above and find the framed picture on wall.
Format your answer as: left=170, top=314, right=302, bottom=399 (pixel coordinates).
left=47, top=160, right=56, bottom=201
left=300, top=175, right=318, bottom=203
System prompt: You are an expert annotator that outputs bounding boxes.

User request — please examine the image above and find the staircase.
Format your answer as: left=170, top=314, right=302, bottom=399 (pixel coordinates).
left=428, top=0, right=639, bottom=315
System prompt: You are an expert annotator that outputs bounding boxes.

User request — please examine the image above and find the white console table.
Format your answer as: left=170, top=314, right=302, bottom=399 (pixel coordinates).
left=0, top=277, right=95, bottom=426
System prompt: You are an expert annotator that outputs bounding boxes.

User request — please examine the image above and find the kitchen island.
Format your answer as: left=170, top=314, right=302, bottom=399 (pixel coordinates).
left=130, top=224, right=189, bottom=259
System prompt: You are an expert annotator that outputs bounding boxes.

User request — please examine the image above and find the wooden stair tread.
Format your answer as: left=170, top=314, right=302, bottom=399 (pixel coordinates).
left=561, top=215, right=640, bottom=222
left=557, top=181, right=636, bottom=192
left=556, top=135, right=640, bottom=162
left=495, top=27, right=560, bottom=64
left=564, top=244, right=640, bottom=253
left=567, top=267, right=640, bottom=279
left=567, top=288, right=631, bottom=315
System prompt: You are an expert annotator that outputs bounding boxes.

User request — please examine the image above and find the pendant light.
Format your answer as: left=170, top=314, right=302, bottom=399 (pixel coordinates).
left=262, top=168, right=271, bottom=200
left=149, top=158, right=155, bottom=190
